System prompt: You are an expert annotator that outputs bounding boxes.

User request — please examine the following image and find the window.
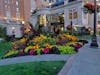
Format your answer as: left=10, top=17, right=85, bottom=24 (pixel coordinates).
left=8, top=0, right=10, bottom=4
left=5, top=0, right=7, bottom=3
left=69, top=8, right=78, bottom=19
left=5, top=5, right=7, bottom=8
left=44, top=0, right=47, bottom=2
left=69, top=9, right=73, bottom=19
left=16, top=13, right=20, bottom=19
left=73, top=9, right=78, bottom=19
left=68, top=0, right=76, bottom=2
left=16, top=8, right=19, bottom=12
left=39, top=15, right=44, bottom=25
left=16, top=1, right=18, bottom=6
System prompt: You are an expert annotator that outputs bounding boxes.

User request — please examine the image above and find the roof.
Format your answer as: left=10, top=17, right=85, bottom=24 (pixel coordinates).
left=51, top=0, right=64, bottom=8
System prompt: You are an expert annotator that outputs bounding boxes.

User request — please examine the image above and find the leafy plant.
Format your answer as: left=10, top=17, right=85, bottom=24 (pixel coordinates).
left=24, top=46, right=34, bottom=53
left=58, top=46, right=76, bottom=54
left=3, top=50, right=19, bottom=58
left=36, top=48, right=42, bottom=55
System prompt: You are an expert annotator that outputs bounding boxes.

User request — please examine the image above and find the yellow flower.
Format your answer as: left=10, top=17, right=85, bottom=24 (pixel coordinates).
left=60, top=33, right=79, bottom=42
left=45, top=43, right=52, bottom=48
left=66, top=42, right=77, bottom=46
left=33, top=35, right=47, bottom=43
left=20, top=38, right=27, bottom=43
left=33, top=44, right=39, bottom=49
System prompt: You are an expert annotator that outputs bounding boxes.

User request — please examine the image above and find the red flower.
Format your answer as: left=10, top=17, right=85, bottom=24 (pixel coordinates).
left=74, top=44, right=82, bottom=49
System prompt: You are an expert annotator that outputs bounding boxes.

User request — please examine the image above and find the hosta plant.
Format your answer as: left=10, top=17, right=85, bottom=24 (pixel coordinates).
left=58, top=46, right=76, bottom=54
left=3, top=50, right=19, bottom=58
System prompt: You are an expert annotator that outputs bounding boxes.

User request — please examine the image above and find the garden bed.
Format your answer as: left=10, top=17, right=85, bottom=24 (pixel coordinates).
left=2, top=33, right=88, bottom=59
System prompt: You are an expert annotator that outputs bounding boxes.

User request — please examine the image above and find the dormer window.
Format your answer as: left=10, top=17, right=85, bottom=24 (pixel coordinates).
left=68, top=0, right=76, bottom=2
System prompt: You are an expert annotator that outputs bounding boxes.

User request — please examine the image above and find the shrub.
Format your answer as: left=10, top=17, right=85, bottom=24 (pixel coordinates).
left=0, top=26, right=6, bottom=38
left=58, top=46, right=76, bottom=54
left=50, top=46, right=60, bottom=54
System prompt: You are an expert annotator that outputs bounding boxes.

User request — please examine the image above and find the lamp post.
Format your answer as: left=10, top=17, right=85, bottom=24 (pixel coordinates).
left=12, top=27, right=15, bottom=41
left=70, top=21, right=73, bottom=35
left=90, top=0, right=98, bottom=47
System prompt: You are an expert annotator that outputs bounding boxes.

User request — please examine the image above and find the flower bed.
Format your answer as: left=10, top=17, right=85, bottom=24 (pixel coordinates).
left=2, top=34, right=88, bottom=59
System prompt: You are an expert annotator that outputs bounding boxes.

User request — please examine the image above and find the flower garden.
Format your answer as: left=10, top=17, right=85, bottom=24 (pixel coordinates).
left=2, top=32, right=88, bottom=59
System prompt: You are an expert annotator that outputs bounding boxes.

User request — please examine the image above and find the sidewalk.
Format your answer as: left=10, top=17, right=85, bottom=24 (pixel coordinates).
left=0, top=54, right=71, bottom=66
left=58, top=36, right=100, bottom=75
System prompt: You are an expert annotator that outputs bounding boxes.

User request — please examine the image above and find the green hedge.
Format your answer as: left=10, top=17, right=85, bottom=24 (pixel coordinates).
left=0, top=26, right=6, bottom=38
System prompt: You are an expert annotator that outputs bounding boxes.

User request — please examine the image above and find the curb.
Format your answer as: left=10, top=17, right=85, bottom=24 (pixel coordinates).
left=0, top=54, right=72, bottom=66
left=58, top=54, right=77, bottom=75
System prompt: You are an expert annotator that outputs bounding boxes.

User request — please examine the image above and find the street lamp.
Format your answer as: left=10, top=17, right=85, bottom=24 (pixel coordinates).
left=12, top=27, right=15, bottom=41
left=90, top=0, right=98, bottom=47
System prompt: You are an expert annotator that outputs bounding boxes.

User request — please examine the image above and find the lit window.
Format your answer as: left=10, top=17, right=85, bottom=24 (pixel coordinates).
left=16, top=8, right=19, bottom=12
left=39, top=15, right=44, bottom=25
left=69, top=8, right=78, bottom=19
left=16, top=1, right=18, bottom=6
left=73, top=9, right=78, bottom=19
left=69, top=9, right=73, bottom=19
left=5, top=5, right=7, bottom=8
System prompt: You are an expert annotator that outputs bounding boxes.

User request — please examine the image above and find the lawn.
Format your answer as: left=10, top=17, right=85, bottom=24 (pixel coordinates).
left=0, top=61, right=65, bottom=75
left=0, top=42, right=12, bottom=58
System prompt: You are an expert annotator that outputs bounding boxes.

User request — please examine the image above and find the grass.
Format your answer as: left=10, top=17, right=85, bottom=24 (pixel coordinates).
left=0, top=42, right=12, bottom=58
left=0, top=61, right=65, bottom=75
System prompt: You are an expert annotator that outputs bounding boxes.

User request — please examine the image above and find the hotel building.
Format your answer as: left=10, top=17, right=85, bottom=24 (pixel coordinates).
left=0, top=0, right=31, bottom=37
left=30, top=0, right=100, bottom=33
left=0, top=0, right=100, bottom=37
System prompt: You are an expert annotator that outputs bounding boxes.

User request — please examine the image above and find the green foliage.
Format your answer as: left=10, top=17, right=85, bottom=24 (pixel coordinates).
left=0, top=26, right=6, bottom=38
left=38, top=37, right=56, bottom=46
left=3, top=50, right=19, bottom=58
left=0, top=42, right=12, bottom=58
left=24, top=46, right=34, bottom=53
left=36, top=48, right=42, bottom=55
left=58, top=46, right=76, bottom=54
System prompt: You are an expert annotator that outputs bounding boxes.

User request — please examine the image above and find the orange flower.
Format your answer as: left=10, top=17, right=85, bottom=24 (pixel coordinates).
left=33, top=44, right=39, bottom=49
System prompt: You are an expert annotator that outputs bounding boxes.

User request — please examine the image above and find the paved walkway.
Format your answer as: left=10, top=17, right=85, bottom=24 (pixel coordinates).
left=0, top=54, right=72, bottom=66
left=58, top=35, right=100, bottom=75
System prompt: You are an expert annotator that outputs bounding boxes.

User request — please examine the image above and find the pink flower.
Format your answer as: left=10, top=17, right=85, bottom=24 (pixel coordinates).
left=42, top=48, right=50, bottom=54
left=29, top=49, right=35, bottom=55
